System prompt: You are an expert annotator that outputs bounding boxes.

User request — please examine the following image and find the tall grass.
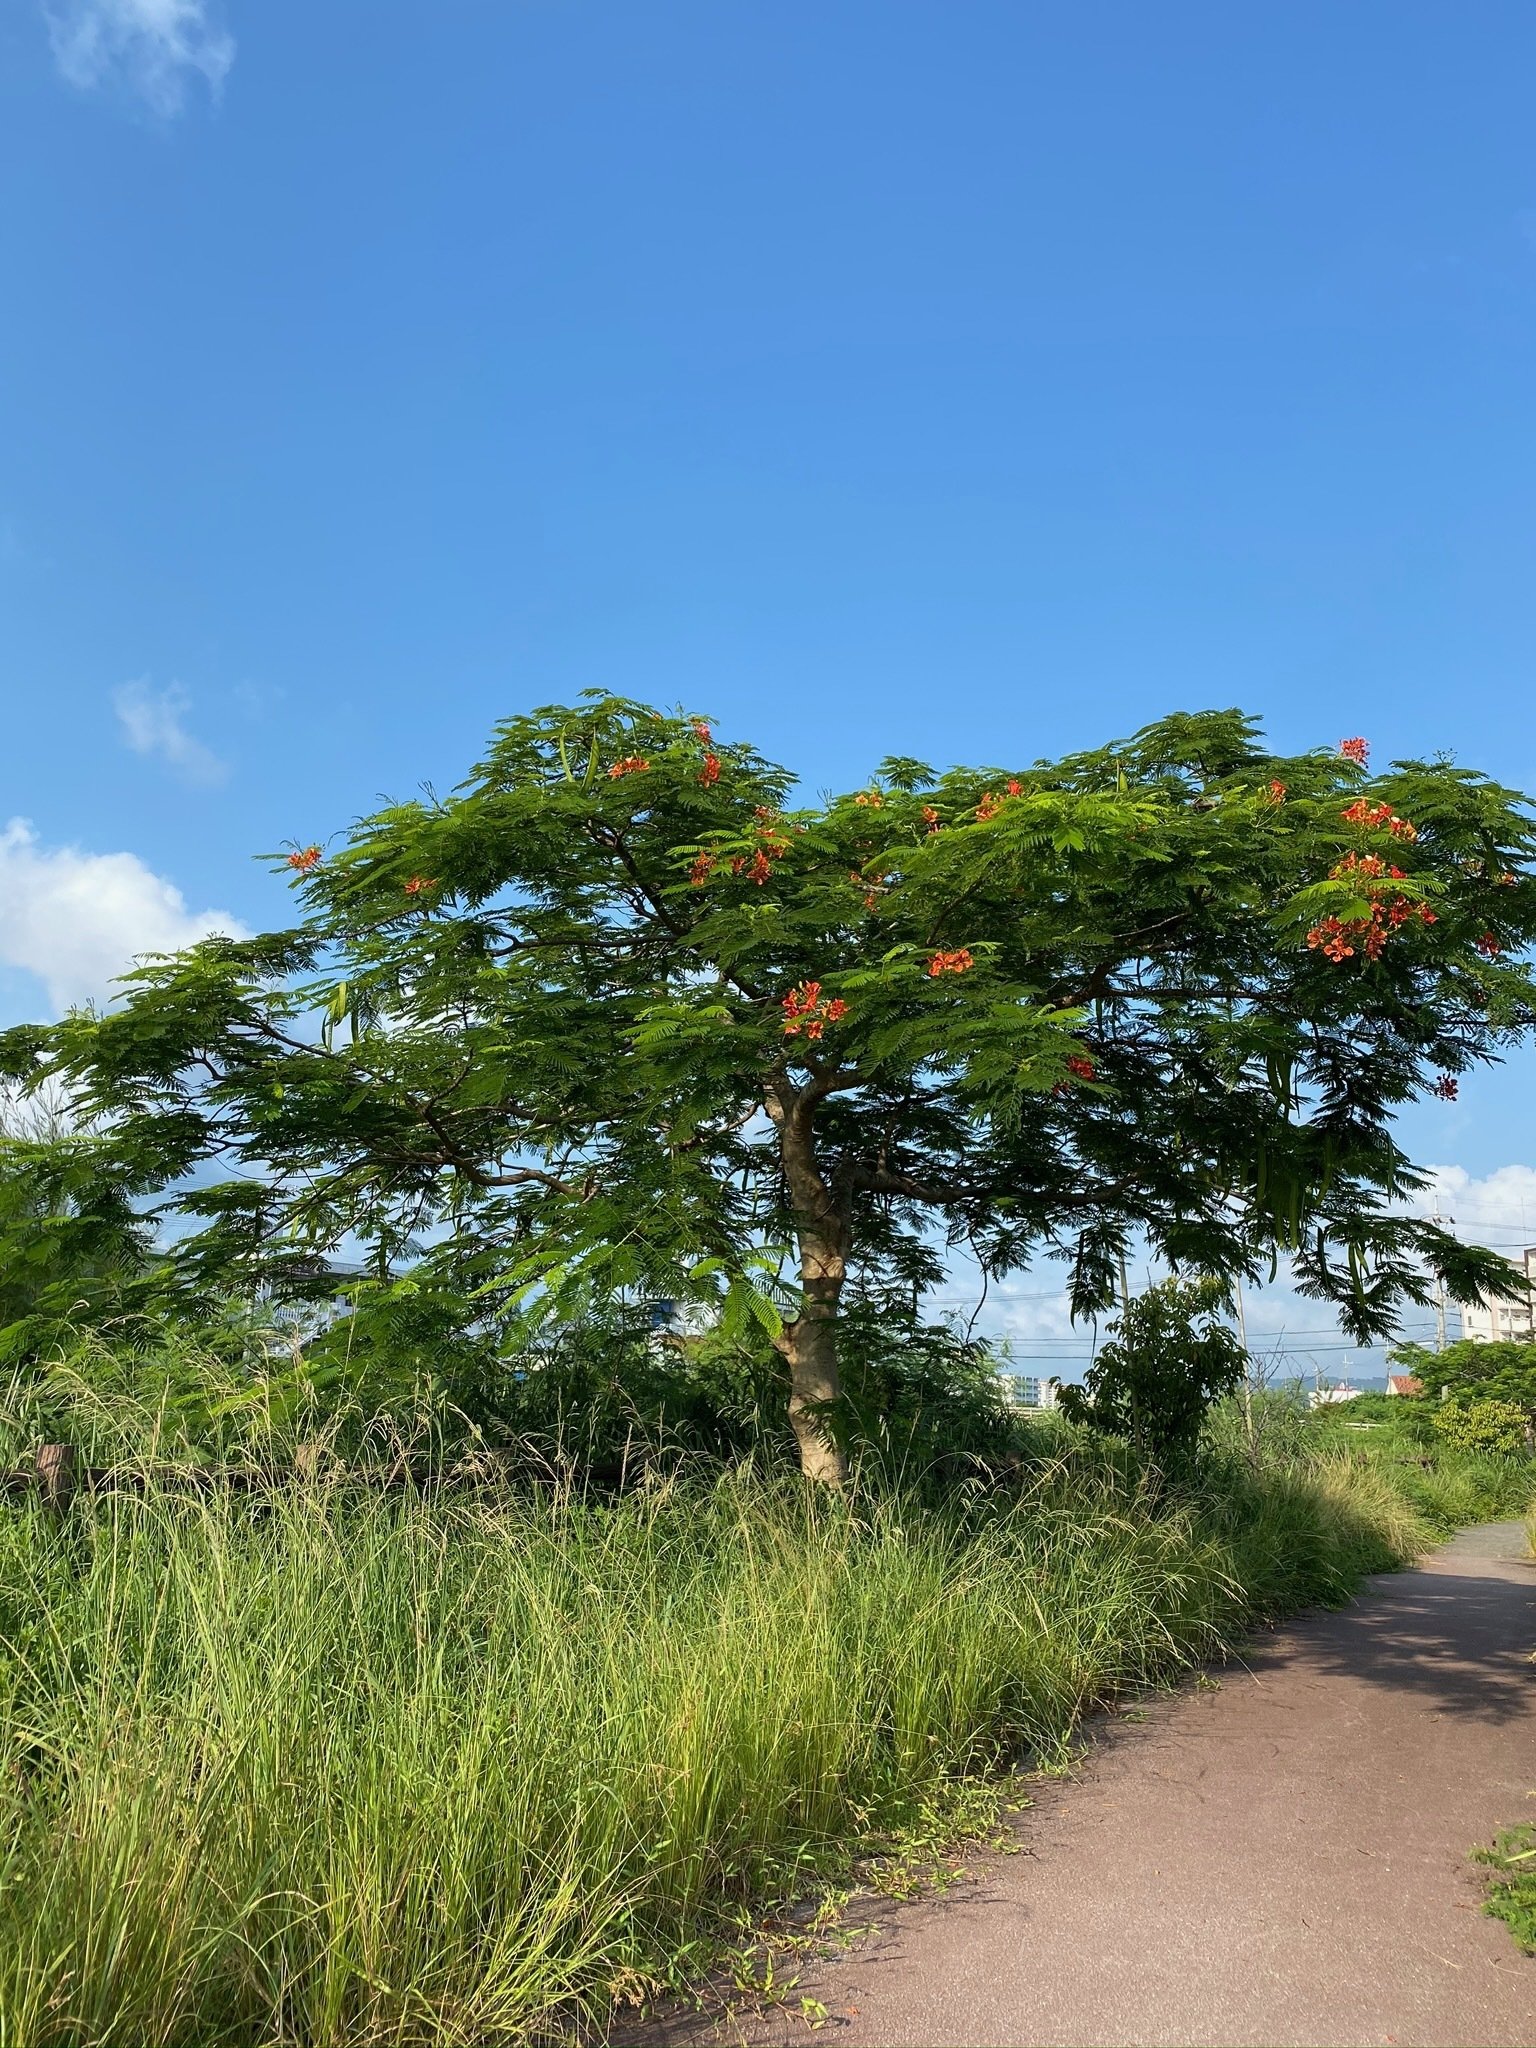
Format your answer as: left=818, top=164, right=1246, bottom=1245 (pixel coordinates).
left=0, top=1364, right=1531, bottom=2047
left=0, top=1438, right=1487, bottom=2048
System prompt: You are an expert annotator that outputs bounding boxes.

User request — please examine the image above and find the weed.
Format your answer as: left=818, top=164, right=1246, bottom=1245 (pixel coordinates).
left=1473, top=1818, right=1536, bottom=1953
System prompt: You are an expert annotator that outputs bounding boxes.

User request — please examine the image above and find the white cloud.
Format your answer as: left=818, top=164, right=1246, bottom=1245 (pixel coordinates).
left=1411, top=1163, right=1536, bottom=1250
left=114, top=679, right=227, bottom=788
left=45, top=0, right=234, bottom=115
left=0, top=817, right=246, bottom=1015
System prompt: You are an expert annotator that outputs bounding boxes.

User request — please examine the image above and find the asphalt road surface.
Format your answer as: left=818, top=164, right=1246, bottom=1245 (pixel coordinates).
left=673, top=1519, right=1536, bottom=2048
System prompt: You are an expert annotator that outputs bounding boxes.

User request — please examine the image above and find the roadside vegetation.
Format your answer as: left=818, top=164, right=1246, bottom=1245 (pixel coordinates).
left=1475, top=1823, right=1536, bottom=1956
left=1, top=1332, right=1533, bottom=2047
left=1296, top=1384, right=1536, bottom=1537
left=2, top=705, right=1534, bottom=2040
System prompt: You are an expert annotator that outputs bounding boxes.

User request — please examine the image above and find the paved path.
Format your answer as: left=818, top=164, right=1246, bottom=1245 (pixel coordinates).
left=705, top=1520, right=1536, bottom=2047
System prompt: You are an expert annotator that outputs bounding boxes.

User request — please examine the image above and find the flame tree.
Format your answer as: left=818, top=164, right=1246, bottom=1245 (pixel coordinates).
left=4, top=701, right=1534, bottom=1482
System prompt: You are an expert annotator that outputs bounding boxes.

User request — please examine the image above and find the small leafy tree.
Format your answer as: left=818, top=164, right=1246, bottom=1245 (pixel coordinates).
left=3, top=701, right=1534, bottom=1483
left=1393, top=1339, right=1536, bottom=1420
left=1432, top=1396, right=1533, bottom=1459
left=0, top=1097, right=159, bottom=1362
left=1056, top=1277, right=1247, bottom=1473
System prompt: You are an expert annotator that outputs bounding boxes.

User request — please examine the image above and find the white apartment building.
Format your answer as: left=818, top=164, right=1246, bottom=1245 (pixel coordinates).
left=997, top=1373, right=1060, bottom=1410
left=1458, top=1246, right=1536, bottom=1344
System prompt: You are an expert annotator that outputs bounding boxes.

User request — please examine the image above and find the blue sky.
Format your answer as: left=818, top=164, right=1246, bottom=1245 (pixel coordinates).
left=3, top=0, right=1535, bottom=1368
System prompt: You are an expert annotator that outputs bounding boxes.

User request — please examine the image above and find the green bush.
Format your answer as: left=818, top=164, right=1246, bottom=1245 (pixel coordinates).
left=1292, top=1391, right=1536, bottom=1532
left=1056, top=1278, right=1246, bottom=1476
left=1393, top=1338, right=1536, bottom=1416
left=1433, top=1396, right=1532, bottom=1460
left=3, top=1304, right=1024, bottom=1485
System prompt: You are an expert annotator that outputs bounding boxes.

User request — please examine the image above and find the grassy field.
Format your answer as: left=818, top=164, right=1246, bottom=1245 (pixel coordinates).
left=0, top=1398, right=1531, bottom=2046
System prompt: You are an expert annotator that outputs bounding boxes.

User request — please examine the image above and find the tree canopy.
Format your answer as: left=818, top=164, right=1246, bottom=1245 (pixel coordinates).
left=4, top=699, right=1534, bottom=1480
left=1394, top=1338, right=1536, bottom=1417
left=0, top=1096, right=157, bottom=1358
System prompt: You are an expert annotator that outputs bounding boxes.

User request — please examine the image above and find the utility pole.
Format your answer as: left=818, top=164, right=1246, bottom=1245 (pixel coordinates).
left=1118, top=1250, right=1131, bottom=1311
left=1432, top=1198, right=1447, bottom=1353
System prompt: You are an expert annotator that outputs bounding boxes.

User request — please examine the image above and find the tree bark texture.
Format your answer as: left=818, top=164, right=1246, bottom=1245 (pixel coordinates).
left=768, top=1083, right=850, bottom=1486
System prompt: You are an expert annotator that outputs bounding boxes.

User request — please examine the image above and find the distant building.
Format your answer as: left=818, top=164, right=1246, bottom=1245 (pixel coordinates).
left=1386, top=1373, right=1424, bottom=1398
left=1458, top=1247, right=1536, bottom=1344
left=1309, top=1384, right=1364, bottom=1409
left=998, top=1373, right=1059, bottom=1410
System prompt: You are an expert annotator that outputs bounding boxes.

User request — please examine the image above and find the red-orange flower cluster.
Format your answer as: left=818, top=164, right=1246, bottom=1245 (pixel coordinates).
left=693, top=720, right=712, bottom=742
left=1328, top=852, right=1407, bottom=883
left=287, top=845, right=322, bottom=873
left=975, top=779, right=1024, bottom=823
left=1267, top=780, right=1287, bottom=803
left=1051, top=1051, right=1096, bottom=1096
left=607, top=755, right=650, bottom=779
left=689, top=853, right=715, bottom=887
left=725, top=814, right=793, bottom=887
left=1339, top=798, right=1417, bottom=840
left=1339, top=737, right=1369, bottom=764
left=699, top=752, right=720, bottom=787
left=403, top=876, right=438, bottom=897
left=1307, top=892, right=1435, bottom=962
left=1430, top=1074, right=1459, bottom=1101
left=1306, top=918, right=1358, bottom=962
left=1309, top=838, right=1437, bottom=960
left=854, top=789, right=884, bottom=808
left=1477, top=932, right=1503, bottom=959
left=922, top=805, right=942, bottom=832
left=781, top=980, right=849, bottom=1040
left=928, top=948, right=974, bottom=977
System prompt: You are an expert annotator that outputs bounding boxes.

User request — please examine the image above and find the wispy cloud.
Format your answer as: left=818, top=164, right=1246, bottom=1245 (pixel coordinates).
left=1412, top=1162, right=1536, bottom=1247
left=45, top=0, right=234, bottom=115
left=114, top=678, right=228, bottom=787
left=0, top=818, right=246, bottom=1015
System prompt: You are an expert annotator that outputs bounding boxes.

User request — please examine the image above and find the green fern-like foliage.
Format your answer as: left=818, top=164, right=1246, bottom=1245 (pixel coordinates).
left=2, top=699, right=1534, bottom=1466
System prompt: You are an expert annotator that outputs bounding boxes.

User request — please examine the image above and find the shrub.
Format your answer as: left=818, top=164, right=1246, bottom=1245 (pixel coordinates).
left=1, top=1304, right=1024, bottom=1485
left=1432, top=1396, right=1532, bottom=1459
left=1393, top=1338, right=1536, bottom=1418
left=1056, top=1278, right=1247, bottom=1476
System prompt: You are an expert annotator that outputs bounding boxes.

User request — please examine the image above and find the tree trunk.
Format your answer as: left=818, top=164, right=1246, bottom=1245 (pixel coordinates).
left=768, top=1082, right=850, bottom=1487
left=781, top=1239, right=849, bottom=1487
